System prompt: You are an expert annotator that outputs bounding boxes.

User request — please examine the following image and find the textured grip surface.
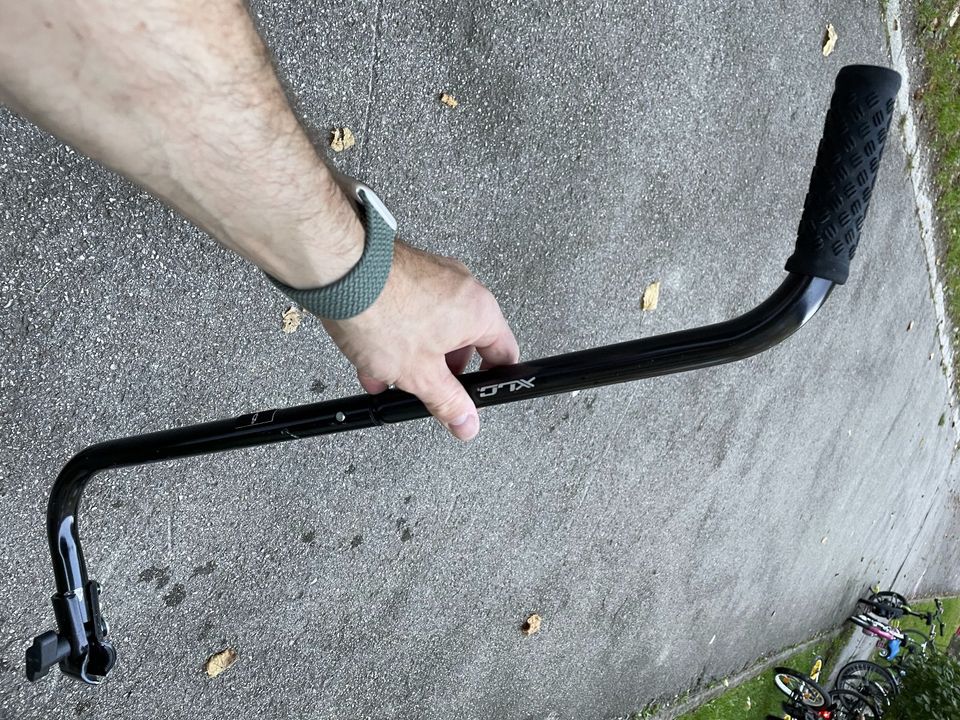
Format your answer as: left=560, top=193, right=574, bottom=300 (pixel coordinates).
left=785, top=65, right=901, bottom=284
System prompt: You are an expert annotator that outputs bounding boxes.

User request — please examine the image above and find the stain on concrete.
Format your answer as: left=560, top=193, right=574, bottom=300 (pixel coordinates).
left=138, top=565, right=170, bottom=590
left=163, top=583, right=186, bottom=608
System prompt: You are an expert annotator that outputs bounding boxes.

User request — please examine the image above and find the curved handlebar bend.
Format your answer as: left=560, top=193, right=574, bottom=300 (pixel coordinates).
left=25, top=64, right=901, bottom=685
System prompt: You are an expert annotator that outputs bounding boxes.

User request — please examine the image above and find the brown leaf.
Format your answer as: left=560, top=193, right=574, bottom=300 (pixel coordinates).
left=282, top=305, right=303, bottom=334
left=440, top=93, right=459, bottom=109
left=822, top=23, right=838, bottom=57
left=205, top=648, right=238, bottom=678
left=521, top=613, right=542, bottom=636
left=641, top=281, right=661, bottom=311
left=330, top=127, right=356, bottom=152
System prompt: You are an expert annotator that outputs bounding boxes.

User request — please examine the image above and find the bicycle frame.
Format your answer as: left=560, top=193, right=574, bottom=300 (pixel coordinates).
left=25, top=65, right=902, bottom=685
left=851, top=615, right=902, bottom=641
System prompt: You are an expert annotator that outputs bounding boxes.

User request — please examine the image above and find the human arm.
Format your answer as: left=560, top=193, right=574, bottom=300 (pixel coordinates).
left=0, top=0, right=518, bottom=440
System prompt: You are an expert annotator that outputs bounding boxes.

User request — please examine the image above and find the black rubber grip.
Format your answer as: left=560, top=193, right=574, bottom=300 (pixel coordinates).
left=785, top=65, right=901, bottom=284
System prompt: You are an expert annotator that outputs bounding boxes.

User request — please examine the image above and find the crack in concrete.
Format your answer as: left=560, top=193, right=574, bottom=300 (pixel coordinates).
left=357, top=0, right=385, bottom=178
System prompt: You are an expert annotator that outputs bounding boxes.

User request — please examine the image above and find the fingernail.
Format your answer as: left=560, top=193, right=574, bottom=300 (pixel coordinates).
left=448, top=412, right=479, bottom=441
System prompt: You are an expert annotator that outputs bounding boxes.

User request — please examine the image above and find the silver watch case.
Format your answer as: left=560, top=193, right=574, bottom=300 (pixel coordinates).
left=329, top=167, right=398, bottom=232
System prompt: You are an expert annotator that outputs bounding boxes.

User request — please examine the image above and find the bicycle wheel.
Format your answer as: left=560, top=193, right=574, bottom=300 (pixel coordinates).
left=772, top=667, right=829, bottom=708
left=866, top=590, right=908, bottom=619
left=902, top=628, right=931, bottom=655
left=834, top=660, right=900, bottom=703
left=869, top=590, right=907, bottom=607
left=831, top=688, right=880, bottom=719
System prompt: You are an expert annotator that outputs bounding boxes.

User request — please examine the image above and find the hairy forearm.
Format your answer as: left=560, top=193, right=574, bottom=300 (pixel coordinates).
left=0, top=0, right=361, bottom=287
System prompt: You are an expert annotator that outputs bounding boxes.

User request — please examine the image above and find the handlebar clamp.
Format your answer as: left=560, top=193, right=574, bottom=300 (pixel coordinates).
left=26, top=579, right=116, bottom=684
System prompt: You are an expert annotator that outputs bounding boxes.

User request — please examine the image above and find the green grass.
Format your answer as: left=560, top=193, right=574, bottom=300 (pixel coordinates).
left=675, top=630, right=853, bottom=720
left=915, top=3, right=960, bottom=334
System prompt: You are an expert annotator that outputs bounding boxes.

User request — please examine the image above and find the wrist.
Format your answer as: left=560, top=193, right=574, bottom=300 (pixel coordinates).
left=266, top=176, right=398, bottom=320
left=249, top=180, right=366, bottom=290
left=267, top=216, right=365, bottom=289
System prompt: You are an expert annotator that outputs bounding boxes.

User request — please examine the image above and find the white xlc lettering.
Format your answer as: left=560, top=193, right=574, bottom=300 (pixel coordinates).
left=477, top=377, right=536, bottom=398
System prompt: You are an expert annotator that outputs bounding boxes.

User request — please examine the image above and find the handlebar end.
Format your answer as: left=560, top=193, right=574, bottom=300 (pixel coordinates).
left=785, top=65, right=901, bottom=284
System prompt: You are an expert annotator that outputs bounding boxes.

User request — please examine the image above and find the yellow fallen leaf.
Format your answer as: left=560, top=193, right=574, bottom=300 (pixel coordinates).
left=330, top=127, right=356, bottom=152
left=522, top=613, right=542, bottom=636
left=205, top=648, right=238, bottom=678
left=281, top=306, right=303, bottom=334
left=822, top=23, right=838, bottom=57
left=440, top=93, right=459, bottom=108
left=642, top=281, right=661, bottom=311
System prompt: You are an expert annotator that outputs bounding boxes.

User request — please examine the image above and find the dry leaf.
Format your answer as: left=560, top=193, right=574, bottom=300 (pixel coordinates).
left=907, top=320, right=914, bottom=331
left=330, top=127, right=356, bottom=152
left=205, top=648, right=238, bottom=678
left=723, top=678, right=729, bottom=687
left=820, top=535, right=828, bottom=544
left=746, top=696, right=752, bottom=710
left=281, top=306, right=303, bottom=334
left=822, top=23, right=838, bottom=57
left=440, top=93, right=459, bottom=108
left=522, top=613, right=542, bottom=636
left=950, top=5, right=960, bottom=28
left=641, top=281, right=661, bottom=311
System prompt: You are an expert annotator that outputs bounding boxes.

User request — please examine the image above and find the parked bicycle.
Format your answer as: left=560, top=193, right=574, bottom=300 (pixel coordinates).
left=859, top=592, right=945, bottom=638
left=832, top=659, right=899, bottom=713
left=773, top=666, right=880, bottom=719
left=853, top=592, right=945, bottom=660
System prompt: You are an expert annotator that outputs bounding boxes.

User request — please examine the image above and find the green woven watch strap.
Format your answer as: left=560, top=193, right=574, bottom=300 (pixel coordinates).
left=266, top=189, right=396, bottom=320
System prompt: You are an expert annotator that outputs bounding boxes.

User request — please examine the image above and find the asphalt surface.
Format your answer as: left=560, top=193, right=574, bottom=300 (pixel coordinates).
left=1, top=1, right=959, bottom=719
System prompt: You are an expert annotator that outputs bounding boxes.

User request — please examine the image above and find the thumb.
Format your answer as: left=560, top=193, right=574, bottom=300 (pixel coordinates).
left=413, top=364, right=479, bottom=442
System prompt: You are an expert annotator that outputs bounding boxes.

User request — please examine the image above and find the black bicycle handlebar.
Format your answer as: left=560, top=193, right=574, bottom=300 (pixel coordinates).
left=25, top=65, right=901, bottom=686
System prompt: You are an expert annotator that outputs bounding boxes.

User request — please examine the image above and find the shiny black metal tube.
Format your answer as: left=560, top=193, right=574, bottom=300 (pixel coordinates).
left=30, top=273, right=834, bottom=685
left=48, top=272, right=832, bottom=600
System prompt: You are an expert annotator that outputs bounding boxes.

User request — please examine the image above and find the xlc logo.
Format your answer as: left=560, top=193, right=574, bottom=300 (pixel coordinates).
left=477, top=377, right=536, bottom=398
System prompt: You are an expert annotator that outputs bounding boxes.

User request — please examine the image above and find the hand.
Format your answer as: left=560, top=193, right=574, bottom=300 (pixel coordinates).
left=323, top=241, right=519, bottom=441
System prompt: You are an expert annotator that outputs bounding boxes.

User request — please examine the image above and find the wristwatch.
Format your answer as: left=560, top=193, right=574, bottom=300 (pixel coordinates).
left=266, top=168, right=398, bottom=320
